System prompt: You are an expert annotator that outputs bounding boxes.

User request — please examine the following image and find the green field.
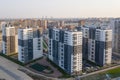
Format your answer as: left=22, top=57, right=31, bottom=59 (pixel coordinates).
left=43, top=40, right=48, bottom=51
left=81, top=66, right=120, bottom=80
left=106, top=67, right=120, bottom=78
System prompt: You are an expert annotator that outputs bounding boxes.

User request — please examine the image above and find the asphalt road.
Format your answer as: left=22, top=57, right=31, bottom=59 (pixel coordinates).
left=0, top=56, right=33, bottom=80
left=0, top=65, right=22, bottom=80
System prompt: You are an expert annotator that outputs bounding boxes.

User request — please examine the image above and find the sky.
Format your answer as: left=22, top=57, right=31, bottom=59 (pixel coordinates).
left=0, top=0, right=120, bottom=18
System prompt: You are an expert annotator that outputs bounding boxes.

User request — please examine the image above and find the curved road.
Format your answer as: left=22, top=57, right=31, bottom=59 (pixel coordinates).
left=0, top=56, right=33, bottom=80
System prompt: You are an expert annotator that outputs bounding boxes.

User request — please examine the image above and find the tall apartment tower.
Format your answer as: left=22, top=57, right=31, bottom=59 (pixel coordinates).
left=83, top=27, right=112, bottom=66
left=48, top=27, right=82, bottom=74
left=2, top=23, right=18, bottom=55
left=18, top=27, right=43, bottom=63
left=112, top=19, right=120, bottom=54
left=41, top=20, right=47, bottom=30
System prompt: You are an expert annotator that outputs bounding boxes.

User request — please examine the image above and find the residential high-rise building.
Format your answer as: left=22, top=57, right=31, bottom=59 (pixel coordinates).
left=2, top=23, right=18, bottom=55
left=59, top=21, right=64, bottom=27
left=0, top=32, right=2, bottom=52
left=48, top=27, right=82, bottom=74
left=41, top=20, right=48, bottom=30
left=83, top=27, right=112, bottom=66
left=18, top=27, right=43, bottom=63
left=112, top=19, right=120, bottom=54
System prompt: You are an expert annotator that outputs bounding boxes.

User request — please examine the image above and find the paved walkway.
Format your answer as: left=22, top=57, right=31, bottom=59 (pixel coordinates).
left=112, top=77, right=120, bottom=80
left=0, top=56, right=33, bottom=80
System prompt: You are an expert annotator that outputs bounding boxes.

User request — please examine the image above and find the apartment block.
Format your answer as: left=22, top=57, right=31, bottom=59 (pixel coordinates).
left=18, top=27, right=43, bottom=63
left=41, top=20, right=48, bottom=30
left=83, top=27, right=112, bottom=66
left=2, top=23, right=18, bottom=55
left=48, top=27, right=82, bottom=74
left=112, top=19, right=120, bottom=54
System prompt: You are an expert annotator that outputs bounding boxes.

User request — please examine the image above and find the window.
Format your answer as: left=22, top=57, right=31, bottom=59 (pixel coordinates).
left=92, top=41, right=94, bottom=43
left=21, top=52, right=24, bottom=55
left=73, top=36, right=77, bottom=40
left=21, top=56, right=24, bottom=58
left=38, top=39, right=40, bottom=41
left=22, top=49, right=24, bottom=51
left=91, top=55, right=94, bottom=58
left=61, top=45, right=63, bottom=47
left=73, top=41, right=77, bottom=44
left=38, top=48, right=41, bottom=50
left=56, top=33, right=58, bottom=36
left=61, top=57, right=63, bottom=59
left=105, top=59, right=108, bottom=61
left=61, top=53, right=63, bottom=55
left=92, top=52, right=94, bottom=54
left=91, top=58, right=94, bottom=60
left=105, top=55, right=108, bottom=57
left=106, top=34, right=108, bottom=36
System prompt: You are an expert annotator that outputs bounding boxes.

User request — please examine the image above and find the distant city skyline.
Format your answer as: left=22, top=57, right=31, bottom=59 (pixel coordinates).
left=0, top=0, right=120, bottom=18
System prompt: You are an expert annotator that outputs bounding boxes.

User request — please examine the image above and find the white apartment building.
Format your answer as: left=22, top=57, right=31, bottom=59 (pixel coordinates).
left=18, top=27, right=43, bottom=63
left=48, top=27, right=82, bottom=74
left=112, top=19, right=120, bottom=54
left=83, top=27, right=112, bottom=66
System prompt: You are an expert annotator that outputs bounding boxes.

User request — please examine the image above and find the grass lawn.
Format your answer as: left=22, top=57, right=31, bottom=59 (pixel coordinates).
left=81, top=66, right=120, bottom=80
left=106, top=67, right=120, bottom=78
left=43, top=41, right=48, bottom=49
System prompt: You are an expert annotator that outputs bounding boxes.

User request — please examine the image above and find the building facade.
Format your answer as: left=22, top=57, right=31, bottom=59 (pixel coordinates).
left=112, top=19, right=120, bottom=54
left=18, top=27, right=43, bottom=63
left=41, top=20, right=48, bottom=30
left=48, top=27, right=82, bottom=74
left=2, top=23, right=18, bottom=55
left=83, top=27, right=112, bottom=66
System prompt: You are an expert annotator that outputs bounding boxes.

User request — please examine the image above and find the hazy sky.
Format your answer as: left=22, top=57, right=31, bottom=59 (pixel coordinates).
left=0, top=0, right=120, bottom=18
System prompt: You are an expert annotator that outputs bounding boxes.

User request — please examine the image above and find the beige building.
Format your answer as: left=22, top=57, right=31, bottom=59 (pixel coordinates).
left=40, top=20, right=48, bottom=30
left=2, top=23, right=18, bottom=55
